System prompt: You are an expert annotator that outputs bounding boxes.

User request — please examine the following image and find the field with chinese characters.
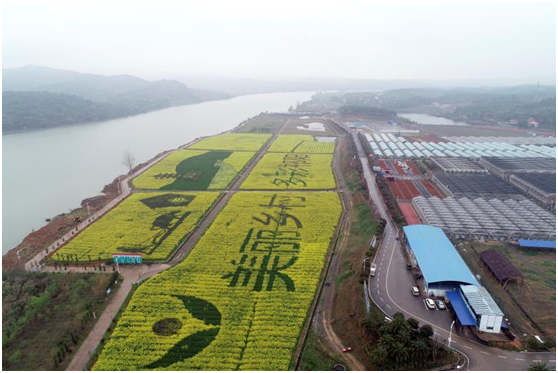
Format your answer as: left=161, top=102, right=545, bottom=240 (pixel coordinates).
left=54, top=192, right=219, bottom=262
left=92, top=192, right=342, bottom=370
left=241, top=153, right=336, bottom=190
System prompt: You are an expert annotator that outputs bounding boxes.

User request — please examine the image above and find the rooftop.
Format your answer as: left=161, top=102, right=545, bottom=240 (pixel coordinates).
left=403, top=225, right=479, bottom=287
left=461, top=285, right=504, bottom=317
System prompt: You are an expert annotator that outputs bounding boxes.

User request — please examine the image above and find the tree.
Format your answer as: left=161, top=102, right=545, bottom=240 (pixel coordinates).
left=122, top=151, right=136, bottom=172
left=392, top=342, right=409, bottom=368
left=419, top=324, right=434, bottom=338
left=529, top=362, right=551, bottom=371
left=407, top=317, right=420, bottom=330
left=410, top=339, right=430, bottom=364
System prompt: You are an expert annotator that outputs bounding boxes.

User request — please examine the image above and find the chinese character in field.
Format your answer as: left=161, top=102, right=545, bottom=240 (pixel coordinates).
left=222, top=254, right=297, bottom=292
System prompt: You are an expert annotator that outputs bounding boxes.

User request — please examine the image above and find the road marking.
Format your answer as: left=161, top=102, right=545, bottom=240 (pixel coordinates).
left=386, top=304, right=392, bottom=309
left=377, top=290, right=380, bottom=295
left=497, top=355, right=507, bottom=359
left=462, top=345, right=472, bottom=350
left=515, top=358, right=524, bottom=361
left=380, top=297, right=384, bottom=302
left=480, top=351, right=490, bottom=355
left=549, top=360, right=556, bottom=363
left=532, top=360, right=541, bottom=363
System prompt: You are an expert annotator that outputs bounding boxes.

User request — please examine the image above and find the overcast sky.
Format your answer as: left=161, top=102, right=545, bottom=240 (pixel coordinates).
left=2, top=1, right=556, bottom=82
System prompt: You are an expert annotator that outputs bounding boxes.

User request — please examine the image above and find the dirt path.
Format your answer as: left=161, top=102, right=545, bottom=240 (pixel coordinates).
left=66, top=264, right=169, bottom=371
left=168, top=120, right=289, bottom=265
left=319, top=135, right=366, bottom=371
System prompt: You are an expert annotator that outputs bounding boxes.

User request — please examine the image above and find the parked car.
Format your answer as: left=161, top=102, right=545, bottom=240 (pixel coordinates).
left=435, top=300, right=446, bottom=310
left=413, top=273, right=423, bottom=280
left=406, top=263, right=412, bottom=270
left=370, top=265, right=376, bottom=277
left=425, top=298, right=436, bottom=310
left=411, top=286, right=420, bottom=296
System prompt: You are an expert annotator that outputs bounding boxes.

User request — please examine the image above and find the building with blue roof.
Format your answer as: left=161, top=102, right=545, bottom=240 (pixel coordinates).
left=517, top=239, right=556, bottom=250
left=403, top=225, right=478, bottom=296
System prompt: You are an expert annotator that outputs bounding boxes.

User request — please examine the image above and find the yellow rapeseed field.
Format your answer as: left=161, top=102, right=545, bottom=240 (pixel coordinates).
left=92, top=192, right=342, bottom=371
left=268, top=134, right=335, bottom=154
left=188, top=133, right=271, bottom=151
left=133, top=150, right=254, bottom=190
left=241, top=153, right=336, bottom=190
left=54, top=192, right=219, bottom=262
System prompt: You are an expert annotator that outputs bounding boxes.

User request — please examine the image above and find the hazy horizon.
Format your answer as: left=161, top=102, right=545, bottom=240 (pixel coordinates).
left=3, top=1, right=556, bottom=84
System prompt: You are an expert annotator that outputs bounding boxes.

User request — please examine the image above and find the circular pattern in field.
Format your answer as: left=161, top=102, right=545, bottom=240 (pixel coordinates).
left=152, top=318, right=183, bottom=336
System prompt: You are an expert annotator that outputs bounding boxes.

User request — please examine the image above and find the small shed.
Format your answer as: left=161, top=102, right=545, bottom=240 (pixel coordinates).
left=479, top=249, right=524, bottom=288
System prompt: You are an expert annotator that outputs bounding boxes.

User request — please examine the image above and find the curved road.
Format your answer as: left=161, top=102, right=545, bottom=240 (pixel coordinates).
left=351, top=130, right=555, bottom=371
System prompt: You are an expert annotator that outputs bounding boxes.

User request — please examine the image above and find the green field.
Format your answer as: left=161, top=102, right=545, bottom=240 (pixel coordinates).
left=234, top=116, right=287, bottom=134
left=133, top=150, right=254, bottom=190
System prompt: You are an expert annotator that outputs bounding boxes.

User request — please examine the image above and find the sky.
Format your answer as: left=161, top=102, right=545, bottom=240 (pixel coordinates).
left=2, top=1, right=556, bottom=82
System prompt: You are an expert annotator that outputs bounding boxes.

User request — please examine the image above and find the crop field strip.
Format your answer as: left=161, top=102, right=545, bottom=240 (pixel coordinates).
left=133, top=149, right=255, bottom=190
left=188, top=133, right=272, bottom=152
left=54, top=192, right=220, bottom=262
left=241, top=152, right=336, bottom=190
left=92, top=192, right=342, bottom=371
left=268, top=134, right=336, bottom=154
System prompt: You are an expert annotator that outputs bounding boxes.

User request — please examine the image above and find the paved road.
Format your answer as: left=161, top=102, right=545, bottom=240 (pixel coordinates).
left=350, top=130, right=556, bottom=371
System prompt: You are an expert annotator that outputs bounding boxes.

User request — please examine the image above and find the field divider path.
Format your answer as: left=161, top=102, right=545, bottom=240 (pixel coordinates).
left=66, top=122, right=288, bottom=371
left=167, top=119, right=290, bottom=264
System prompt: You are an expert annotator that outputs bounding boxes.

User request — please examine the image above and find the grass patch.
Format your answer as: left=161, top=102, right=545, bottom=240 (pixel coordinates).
left=336, top=270, right=355, bottom=287
left=2, top=270, right=119, bottom=370
left=298, top=329, right=343, bottom=371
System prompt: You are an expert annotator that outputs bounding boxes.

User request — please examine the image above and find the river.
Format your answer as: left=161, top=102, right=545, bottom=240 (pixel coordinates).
left=398, top=113, right=468, bottom=126
left=2, top=91, right=314, bottom=253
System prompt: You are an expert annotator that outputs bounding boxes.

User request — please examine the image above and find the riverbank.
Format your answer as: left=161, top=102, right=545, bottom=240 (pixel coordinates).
left=2, top=91, right=316, bottom=252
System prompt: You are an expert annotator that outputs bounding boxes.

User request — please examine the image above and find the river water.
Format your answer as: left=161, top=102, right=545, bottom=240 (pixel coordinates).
left=2, top=91, right=314, bottom=253
left=398, top=113, right=468, bottom=126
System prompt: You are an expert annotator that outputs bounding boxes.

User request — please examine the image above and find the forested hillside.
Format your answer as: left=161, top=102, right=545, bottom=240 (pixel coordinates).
left=2, top=66, right=230, bottom=133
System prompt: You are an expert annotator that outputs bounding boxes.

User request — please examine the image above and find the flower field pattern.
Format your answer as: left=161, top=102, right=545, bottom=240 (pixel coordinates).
left=54, top=192, right=219, bottom=262
left=241, top=153, right=336, bottom=190
left=189, top=133, right=271, bottom=151
left=268, top=134, right=336, bottom=154
left=133, top=150, right=254, bottom=190
left=92, top=192, right=342, bottom=371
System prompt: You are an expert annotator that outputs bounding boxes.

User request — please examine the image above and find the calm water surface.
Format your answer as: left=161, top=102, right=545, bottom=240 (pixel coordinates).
left=3, top=91, right=314, bottom=253
left=398, top=113, right=468, bottom=126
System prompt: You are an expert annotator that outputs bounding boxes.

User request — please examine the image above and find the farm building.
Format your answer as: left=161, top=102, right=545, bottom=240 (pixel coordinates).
left=432, top=158, right=489, bottom=174
left=402, top=225, right=479, bottom=296
left=508, top=173, right=556, bottom=209
left=412, top=196, right=556, bottom=241
left=479, top=249, right=524, bottom=287
left=460, top=285, right=504, bottom=333
left=432, top=173, right=524, bottom=200
left=479, top=157, right=556, bottom=179
left=442, top=136, right=556, bottom=146
left=517, top=239, right=556, bottom=251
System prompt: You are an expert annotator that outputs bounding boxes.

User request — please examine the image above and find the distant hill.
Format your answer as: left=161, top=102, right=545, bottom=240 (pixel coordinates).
left=2, top=91, right=133, bottom=132
left=2, top=66, right=230, bottom=133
